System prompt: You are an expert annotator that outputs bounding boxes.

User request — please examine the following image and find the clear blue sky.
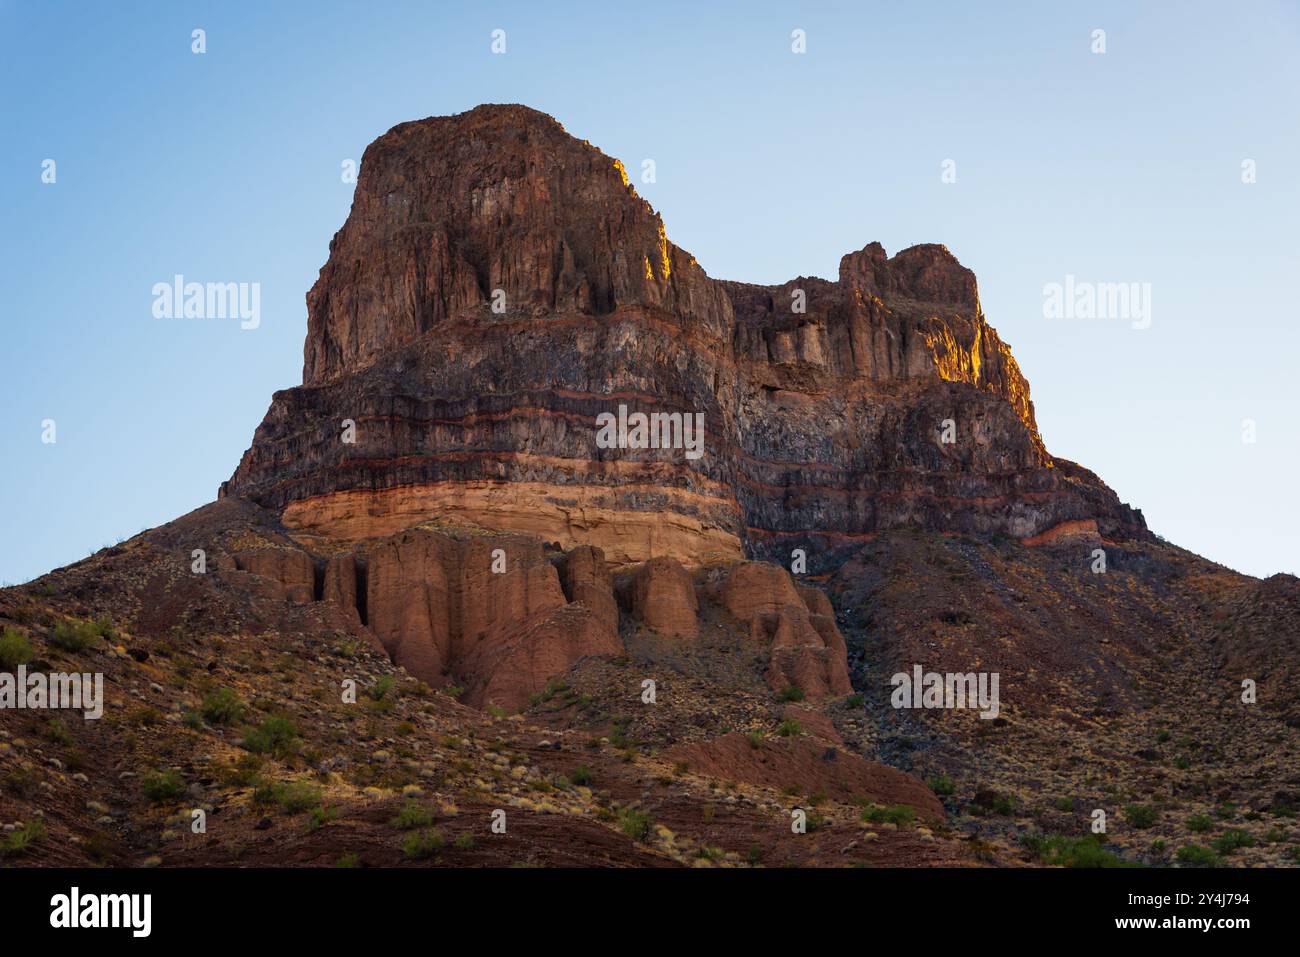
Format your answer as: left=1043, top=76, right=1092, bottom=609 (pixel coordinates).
left=2, top=0, right=1297, bottom=583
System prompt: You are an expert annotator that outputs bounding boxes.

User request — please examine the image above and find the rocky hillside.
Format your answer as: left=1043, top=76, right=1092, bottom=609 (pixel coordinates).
left=2, top=105, right=1295, bottom=869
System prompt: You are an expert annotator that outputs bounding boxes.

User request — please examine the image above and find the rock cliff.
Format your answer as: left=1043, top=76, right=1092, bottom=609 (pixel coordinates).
left=222, top=104, right=1146, bottom=568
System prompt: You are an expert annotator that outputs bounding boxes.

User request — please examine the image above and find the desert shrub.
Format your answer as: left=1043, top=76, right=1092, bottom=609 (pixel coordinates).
left=403, top=829, right=445, bottom=859
left=927, top=774, right=956, bottom=796
left=862, top=804, right=916, bottom=826
left=48, top=620, right=98, bottom=652
left=306, top=806, right=337, bottom=831
left=1024, top=834, right=1131, bottom=868
left=1211, top=829, right=1254, bottom=855
left=0, top=627, right=34, bottom=669
left=1175, top=844, right=1219, bottom=866
left=617, top=806, right=653, bottom=842
left=274, top=780, right=323, bottom=814
left=776, top=718, right=802, bottom=737
left=141, top=770, right=185, bottom=803
left=391, top=802, right=434, bottom=830
left=609, top=716, right=631, bottom=748
left=1185, top=813, right=1213, bottom=833
left=453, top=833, right=475, bottom=850
left=242, top=716, right=299, bottom=756
left=0, top=818, right=47, bottom=859
left=778, top=685, right=805, bottom=703
left=200, top=688, right=246, bottom=726
left=1123, top=804, right=1158, bottom=829
left=44, top=718, right=74, bottom=746
left=570, top=764, right=593, bottom=786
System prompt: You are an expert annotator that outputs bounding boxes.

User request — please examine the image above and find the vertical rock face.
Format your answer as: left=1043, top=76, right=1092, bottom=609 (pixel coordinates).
left=364, top=529, right=562, bottom=682
left=557, top=545, right=619, bottom=634
left=224, top=103, right=1146, bottom=568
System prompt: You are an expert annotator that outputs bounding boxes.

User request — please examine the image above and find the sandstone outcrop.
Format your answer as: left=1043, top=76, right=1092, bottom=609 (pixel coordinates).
left=230, top=547, right=315, bottom=604
left=556, top=545, right=619, bottom=634
left=716, top=562, right=852, bottom=698
left=630, top=556, right=698, bottom=639
left=222, top=104, right=1146, bottom=568
left=238, top=526, right=627, bottom=712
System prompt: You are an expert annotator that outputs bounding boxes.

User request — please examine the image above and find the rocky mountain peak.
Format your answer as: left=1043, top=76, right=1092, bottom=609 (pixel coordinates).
left=227, top=105, right=1146, bottom=568
left=303, top=103, right=731, bottom=385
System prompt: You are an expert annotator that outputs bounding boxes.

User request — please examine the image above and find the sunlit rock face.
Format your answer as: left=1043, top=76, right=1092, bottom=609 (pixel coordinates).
left=222, top=104, right=1146, bottom=564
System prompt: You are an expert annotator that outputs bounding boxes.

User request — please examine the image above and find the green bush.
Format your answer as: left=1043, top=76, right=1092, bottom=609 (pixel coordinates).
left=1175, top=844, right=1219, bottom=867
left=862, top=804, right=916, bottom=826
left=1123, top=804, right=1158, bottom=829
left=0, top=818, right=47, bottom=859
left=141, top=770, right=185, bottom=803
left=48, top=620, right=99, bottom=653
left=844, top=694, right=864, bottom=709
left=1211, top=829, right=1254, bottom=855
left=1024, top=834, right=1133, bottom=868
left=403, top=829, right=445, bottom=859
left=306, top=806, right=337, bottom=831
left=927, top=774, right=956, bottom=797
left=778, top=685, right=805, bottom=703
left=242, top=716, right=299, bottom=756
left=776, top=718, right=802, bottom=737
left=252, top=779, right=324, bottom=815
left=617, top=806, right=653, bottom=842
left=570, top=764, right=593, bottom=786
left=1186, top=813, right=1212, bottom=833
left=200, top=688, right=246, bottom=726
left=0, top=627, right=34, bottom=669
left=391, top=802, right=434, bottom=830
left=275, top=780, right=323, bottom=814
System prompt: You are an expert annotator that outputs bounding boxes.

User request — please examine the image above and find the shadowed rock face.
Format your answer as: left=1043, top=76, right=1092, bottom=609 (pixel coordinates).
left=223, top=103, right=1146, bottom=566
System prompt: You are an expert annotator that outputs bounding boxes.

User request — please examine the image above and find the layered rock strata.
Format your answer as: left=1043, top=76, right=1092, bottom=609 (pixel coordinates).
left=222, top=104, right=1145, bottom=569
